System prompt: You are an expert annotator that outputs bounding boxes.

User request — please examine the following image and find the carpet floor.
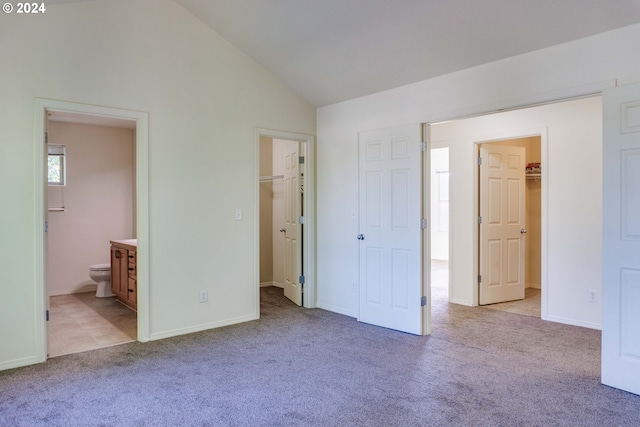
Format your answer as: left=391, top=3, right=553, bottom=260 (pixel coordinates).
left=1, top=286, right=639, bottom=426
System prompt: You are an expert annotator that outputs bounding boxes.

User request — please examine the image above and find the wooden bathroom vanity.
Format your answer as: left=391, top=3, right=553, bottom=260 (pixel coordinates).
left=110, top=239, right=137, bottom=311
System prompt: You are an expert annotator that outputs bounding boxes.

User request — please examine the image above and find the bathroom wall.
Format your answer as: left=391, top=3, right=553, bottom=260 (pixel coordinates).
left=47, top=121, right=134, bottom=296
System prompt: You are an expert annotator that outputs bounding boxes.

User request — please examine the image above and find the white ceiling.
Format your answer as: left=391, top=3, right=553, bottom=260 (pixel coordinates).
left=46, top=0, right=640, bottom=107
left=174, top=0, right=640, bottom=107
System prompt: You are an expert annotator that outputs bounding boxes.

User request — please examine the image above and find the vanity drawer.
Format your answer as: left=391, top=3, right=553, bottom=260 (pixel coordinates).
left=128, top=262, right=136, bottom=278
left=127, top=251, right=136, bottom=264
left=128, top=278, right=137, bottom=305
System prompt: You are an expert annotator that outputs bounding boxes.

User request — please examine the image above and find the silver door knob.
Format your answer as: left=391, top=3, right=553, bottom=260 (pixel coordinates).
left=520, top=228, right=528, bottom=234
left=357, top=234, right=365, bottom=240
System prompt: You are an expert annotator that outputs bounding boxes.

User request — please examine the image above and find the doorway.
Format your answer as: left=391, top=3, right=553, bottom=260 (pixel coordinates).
left=46, top=112, right=137, bottom=356
left=429, top=145, right=450, bottom=301
left=255, top=128, right=316, bottom=312
left=259, top=136, right=304, bottom=306
left=476, top=137, right=541, bottom=316
left=35, top=99, right=149, bottom=363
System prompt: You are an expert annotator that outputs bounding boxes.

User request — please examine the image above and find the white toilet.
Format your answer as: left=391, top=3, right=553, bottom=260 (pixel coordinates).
left=89, top=264, right=116, bottom=298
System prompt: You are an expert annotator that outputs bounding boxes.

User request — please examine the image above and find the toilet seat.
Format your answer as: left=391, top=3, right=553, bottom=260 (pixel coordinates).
left=90, top=263, right=110, bottom=271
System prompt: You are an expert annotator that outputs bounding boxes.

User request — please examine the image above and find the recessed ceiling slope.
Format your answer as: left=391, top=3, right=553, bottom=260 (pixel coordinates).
left=174, top=0, right=640, bottom=107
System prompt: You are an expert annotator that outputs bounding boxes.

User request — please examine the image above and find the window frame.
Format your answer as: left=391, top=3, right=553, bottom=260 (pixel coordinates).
left=47, top=144, right=66, bottom=186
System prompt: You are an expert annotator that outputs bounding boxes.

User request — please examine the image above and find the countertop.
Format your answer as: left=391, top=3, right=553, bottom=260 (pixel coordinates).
left=110, top=239, right=137, bottom=251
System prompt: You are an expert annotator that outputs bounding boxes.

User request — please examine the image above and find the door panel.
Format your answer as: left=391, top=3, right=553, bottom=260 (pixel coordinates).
left=479, top=144, right=526, bottom=305
left=602, top=82, right=640, bottom=395
left=283, top=142, right=302, bottom=306
left=358, top=124, right=423, bottom=335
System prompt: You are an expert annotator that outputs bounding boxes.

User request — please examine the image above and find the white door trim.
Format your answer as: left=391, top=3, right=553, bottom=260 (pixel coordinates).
left=471, top=129, right=548, bottom=320
left=34, top=98, right=150, bottom=362
left=254, top=128, right=316, bottom=311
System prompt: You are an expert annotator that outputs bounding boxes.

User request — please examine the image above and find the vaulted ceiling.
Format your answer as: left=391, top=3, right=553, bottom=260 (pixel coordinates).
left=49, top=0, right=640, bottom=107
left=173, top=0, right=640, bottom=107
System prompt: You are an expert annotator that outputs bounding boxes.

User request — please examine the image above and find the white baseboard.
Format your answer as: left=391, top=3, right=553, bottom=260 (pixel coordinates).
left=0, top=355, right=43, bottom=372
left=544, top=314, right=601, bottom=330
left=149, top=313, right=258, bottom=341
left=48, top=284, right=97, bottom=297
left=260, top=281, right=284, bottom=288
left=316, top=302, right=357, bottom=318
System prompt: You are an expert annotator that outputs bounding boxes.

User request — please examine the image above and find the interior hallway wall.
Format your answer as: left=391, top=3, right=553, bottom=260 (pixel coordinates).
left=434, top=97, right=600, bottom=327
left=47, top=121, right=134, bottom=296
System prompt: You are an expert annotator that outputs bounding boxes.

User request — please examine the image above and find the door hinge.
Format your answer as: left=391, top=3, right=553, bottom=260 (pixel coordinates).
left=298, top=216, right=305, bottom=224
left=420, top=142, right=426, bottom=152
left=46, top=310, right=49, bottom=321
left=44, top=221, right=48, bottom=233
left=420, top=218, right=427, bottom=229
left=299, top=156, right=305, bottom=164
left=477, top=216, right=482, bottom=224
left=299, top=275, right=305, bottom=285
left=421, top=296, right=427, bottom=306
left=478, top=157, right=482, bottom=166
left=478, top=275, right=482, bottom=283
left=45, top=132, right=48, bottom=144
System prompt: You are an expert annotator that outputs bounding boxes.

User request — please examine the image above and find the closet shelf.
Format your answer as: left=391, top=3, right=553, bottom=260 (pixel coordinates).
left=259, top=175, right=284, bottom=183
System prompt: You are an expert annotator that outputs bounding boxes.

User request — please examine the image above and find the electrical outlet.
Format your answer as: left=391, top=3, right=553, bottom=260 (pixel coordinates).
left=589, top=290, right=597, bottom=303
left=199, top=290, right=208, bottom=303
left=235, top=209, right=242, bottom=220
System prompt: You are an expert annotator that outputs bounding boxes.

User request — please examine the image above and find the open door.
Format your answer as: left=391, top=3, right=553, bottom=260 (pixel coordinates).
left=602, top=82, right=640, bottom=395
left=283, top=142, right=302, bottom=306
left=43, top=109, right=50, bottom=358
left=478, top=144, right=526, bottom=305
left=358, top=124, right=424, bottom=335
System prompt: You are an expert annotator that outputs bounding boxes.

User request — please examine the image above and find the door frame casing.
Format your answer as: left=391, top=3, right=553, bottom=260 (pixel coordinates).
left=254, top=128, right=316, bottom=311
left=472, top=129, right=548, bottom=318
left=34, top=98, right=150, bottom=362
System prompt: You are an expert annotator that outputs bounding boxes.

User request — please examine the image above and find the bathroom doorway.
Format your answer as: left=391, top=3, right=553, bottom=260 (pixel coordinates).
left=46, top=112, right=137, bottom=356
left=35, top=99, right=149, bottom=362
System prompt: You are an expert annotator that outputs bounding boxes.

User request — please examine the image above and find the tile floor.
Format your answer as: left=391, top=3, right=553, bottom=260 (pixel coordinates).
left=430, top=259, right=541, bottom=317
left=48, top=292, right=137, bottom=357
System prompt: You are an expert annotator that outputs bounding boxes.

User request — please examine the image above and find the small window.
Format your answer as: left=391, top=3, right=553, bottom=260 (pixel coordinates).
left=48, top=144, right=66, bottom=186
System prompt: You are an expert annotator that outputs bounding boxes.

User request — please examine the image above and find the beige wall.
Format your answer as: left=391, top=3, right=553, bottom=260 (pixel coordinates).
left=0, top=0, right=315, bottom=370
left=47, top=122, right=134, bottom=295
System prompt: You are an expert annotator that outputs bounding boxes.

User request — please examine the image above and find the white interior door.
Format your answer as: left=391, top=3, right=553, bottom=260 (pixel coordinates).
left=43, top=110, right=50, bottom=357
left=479, top=144, right=526, bottom=305
left=283, top=142, right=302, bottom=306
left=602, top=82, right=640, bottom=395
left=358, top=124, right=424, bottom=335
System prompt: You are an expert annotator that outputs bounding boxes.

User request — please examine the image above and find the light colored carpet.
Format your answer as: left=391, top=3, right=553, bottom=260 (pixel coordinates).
left=0, top=286, right=638, bottom=426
